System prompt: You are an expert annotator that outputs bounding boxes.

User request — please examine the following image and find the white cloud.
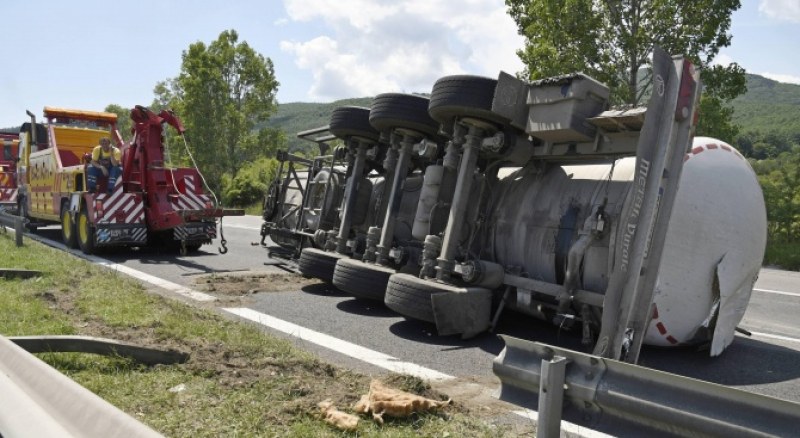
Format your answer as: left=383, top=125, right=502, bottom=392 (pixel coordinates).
left=711, top=53, right=735, bottom=67
left=758, top=0, right=800, bottom=23
left=273, top=18, right=289, bottom=26
left=280, top=0, right=525, bottom=101
left=761, top=72, right=800, bottom=85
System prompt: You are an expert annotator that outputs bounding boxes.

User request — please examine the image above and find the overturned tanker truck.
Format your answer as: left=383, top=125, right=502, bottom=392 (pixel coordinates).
left=268, top=48, right=766, bottom=362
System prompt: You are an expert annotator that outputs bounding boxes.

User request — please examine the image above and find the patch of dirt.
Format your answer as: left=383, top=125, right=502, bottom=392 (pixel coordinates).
left=193, top=271, right=321, bottom=296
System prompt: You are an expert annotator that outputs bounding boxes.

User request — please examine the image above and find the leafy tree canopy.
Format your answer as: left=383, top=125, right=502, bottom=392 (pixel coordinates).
left=154, top=29, right=282, bottom=192
left=104, top=104, right=132, bottom=143
left=506, top=0, right=745, bottom=139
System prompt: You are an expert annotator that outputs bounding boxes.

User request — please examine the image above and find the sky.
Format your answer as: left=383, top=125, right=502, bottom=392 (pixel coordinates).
left=1, top=0, right=798, bottom=127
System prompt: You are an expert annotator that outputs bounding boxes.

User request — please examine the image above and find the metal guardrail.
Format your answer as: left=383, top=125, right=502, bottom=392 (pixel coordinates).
left=494, top=335, right=800, bottom=437
left=0, top=208, right=24, bottom=246
left=0, top=335, right=164, bottom=437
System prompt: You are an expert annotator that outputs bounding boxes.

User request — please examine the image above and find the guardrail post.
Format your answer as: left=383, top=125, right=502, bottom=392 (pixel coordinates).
left=537, top=356, right=567, bottom=438
left=15, top=216, right=23, bottom=247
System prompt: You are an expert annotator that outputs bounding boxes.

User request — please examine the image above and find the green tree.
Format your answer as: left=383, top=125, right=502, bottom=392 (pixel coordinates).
left=758, top=150, right=800, bottom=241
left=506, top=0, right=745, bottom=138
left=156, top=29, right=280, bottom=193
left=104, top=104, right=133, bottom=143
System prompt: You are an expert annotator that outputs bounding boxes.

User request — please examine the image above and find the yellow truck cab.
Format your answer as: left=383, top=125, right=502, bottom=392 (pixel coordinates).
left=17, top=107, right=125, bottom=231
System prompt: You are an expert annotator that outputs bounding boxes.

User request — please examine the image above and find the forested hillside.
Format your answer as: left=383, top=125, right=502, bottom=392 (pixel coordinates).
left=732, top=74, right=800, bottom=142
left=264, top=97, right=372, bottom=155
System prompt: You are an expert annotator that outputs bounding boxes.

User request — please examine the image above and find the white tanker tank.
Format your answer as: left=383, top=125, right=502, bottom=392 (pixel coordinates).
left=487, top=137, right=766, bottom=355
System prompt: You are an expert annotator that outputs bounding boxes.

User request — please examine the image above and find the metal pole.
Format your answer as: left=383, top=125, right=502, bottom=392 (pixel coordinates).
left=376, top=135, right=415, bottom=265
left=15, top=215, right=23, bottom=247
left=436, top=124, right=482, bottom=281
left=335, top=141, right=368, bottom=254
left=537, top=356, right=567, bottom=438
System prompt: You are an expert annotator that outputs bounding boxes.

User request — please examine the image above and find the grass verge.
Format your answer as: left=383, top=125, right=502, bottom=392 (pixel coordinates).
left=0, top=232, right=509, bottom=437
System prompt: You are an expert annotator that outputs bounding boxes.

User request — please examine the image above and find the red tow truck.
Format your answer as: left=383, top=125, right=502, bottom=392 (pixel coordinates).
left=16, top=105, right=241, bottom=254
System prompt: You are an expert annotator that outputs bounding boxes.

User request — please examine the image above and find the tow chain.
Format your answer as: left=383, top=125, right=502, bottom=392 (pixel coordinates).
left=218, top=218, right=228, bottom=254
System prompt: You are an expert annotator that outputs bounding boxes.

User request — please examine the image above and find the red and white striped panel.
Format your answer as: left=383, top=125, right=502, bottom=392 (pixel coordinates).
left=0, top=188, right=17, bottom=203
left=170, top=175, right=213, bottom=211
left=94, top=184, right=145, bottom=224
left=684, top=140, right=745, bottom=162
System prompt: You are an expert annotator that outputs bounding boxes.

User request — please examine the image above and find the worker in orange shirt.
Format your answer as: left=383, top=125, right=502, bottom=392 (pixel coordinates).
left=87, top=137, right=122, bottom=194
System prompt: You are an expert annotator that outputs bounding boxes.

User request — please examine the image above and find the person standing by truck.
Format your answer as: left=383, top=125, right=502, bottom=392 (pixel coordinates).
left=88, top=137, right=121, bottom=194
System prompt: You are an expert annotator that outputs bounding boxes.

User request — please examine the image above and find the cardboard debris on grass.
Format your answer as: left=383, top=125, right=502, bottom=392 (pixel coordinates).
left=320, top=379, right=452, bottom=431
left=318, top=400, right=360, bottom=432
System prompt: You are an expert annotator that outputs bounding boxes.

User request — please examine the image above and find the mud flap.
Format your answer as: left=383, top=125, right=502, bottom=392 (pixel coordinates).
left=710, top=254, right=759, bottom=356
left=431, top=289, right=492, bottom=339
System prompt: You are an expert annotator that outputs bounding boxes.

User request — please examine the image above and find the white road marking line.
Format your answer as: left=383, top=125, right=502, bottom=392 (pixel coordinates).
left=94, top=260, right=217, bottom=302
left=18, top=232, right=218, bottom=302
left=746, top=331, right=800, bottom=344
left=753, top=288, right=800, bottom=298
left=224, top=224, right=261, bottom=231
left=512, top=410, right=614, bottom=437
left=223, top=307, right=454, bottom=381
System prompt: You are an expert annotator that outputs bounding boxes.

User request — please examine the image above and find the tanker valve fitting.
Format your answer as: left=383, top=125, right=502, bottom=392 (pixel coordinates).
left=416, top=139, right=439, bottom=160
left=389, top=247, right=406, bottom=265
left=480, top=132, right=505, bottom=153
left=363, top=226, right=381, bottom=263
left=313, top=229, right=328, bottom=248
left=324, top=229, right=338, bottom=251
left=419, top=234, right=442, bottom=279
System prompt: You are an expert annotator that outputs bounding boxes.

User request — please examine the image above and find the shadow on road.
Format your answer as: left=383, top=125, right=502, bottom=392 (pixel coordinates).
left=300, top=283, right=348, bottom=297
left=336, top=298, right=398, bottom=318
left=639, top=336, right=800, bottom=386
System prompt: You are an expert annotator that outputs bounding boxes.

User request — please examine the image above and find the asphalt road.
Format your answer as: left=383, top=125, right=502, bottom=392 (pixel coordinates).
left=32, top=215, right=800, bottom=404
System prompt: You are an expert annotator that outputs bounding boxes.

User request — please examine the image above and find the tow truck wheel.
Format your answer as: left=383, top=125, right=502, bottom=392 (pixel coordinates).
left=76, top=206, right=96, bottom=255
left=60, top=207, right=78, bottom=249
left=298, top=248, right=346, bottom=283
left=332, top=258, right=395, bottom=301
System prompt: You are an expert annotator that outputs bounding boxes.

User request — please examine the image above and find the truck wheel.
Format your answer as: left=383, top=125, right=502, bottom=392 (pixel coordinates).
left=384, top=273, right=471, bottom=323
left=329, top=106, right=380, bottom=142
left=298, top=248, right=345, bottom=283
left=60, top=207, right=78, bottom=249
left=369, top=93, right=440, bottom=137
left=428, top=75, right=506, bottom=127
left=76, top=206, right=96, bottom=255
left=262, top=180, right=280, bottom=221
left=332, top=258, right=396, bottom=301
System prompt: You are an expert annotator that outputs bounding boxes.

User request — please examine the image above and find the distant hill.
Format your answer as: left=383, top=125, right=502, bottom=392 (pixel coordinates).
left=731, top=74, right=800, bottom=140
left=264, top=97, right=372, bottom=155
left=264, top=73, right=800, bottom=155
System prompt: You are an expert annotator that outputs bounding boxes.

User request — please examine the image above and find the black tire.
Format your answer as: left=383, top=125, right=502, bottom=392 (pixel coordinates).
left=428, top=75, right=507, bottom=127
left=60, top=205, right=78, bottom=249
left=298, top=248, right=346, bottom=283
left=369, top=93, right=440, bottom=137
left=77, top=205, right=96, bottom=255
left=333, top=258, right=396, bottom=301
left=385, top=273, right=471, bottom=323
left=329, top=106, right=380, bottom=142
left=262, top=180, right=280, bottom=221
